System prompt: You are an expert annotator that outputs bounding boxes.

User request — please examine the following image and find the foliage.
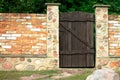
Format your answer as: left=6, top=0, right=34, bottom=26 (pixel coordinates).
left=0, top=70, right=58, bottom=80
left=0, top=0, right=120, bottom=14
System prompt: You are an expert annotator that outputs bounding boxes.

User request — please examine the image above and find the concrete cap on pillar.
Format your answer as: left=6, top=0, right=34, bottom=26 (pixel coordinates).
left=45, top=3, right=61, bottom=6
left=93, top=4, right=110, bottom=8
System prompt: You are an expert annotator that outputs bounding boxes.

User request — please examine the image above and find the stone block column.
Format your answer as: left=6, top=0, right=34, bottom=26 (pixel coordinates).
left=45, top=3, right=60, bottom=58
left=94, top=5, right=110, bottom=57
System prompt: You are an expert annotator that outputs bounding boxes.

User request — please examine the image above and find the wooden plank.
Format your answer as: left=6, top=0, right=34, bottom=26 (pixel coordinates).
left=68, top=22, right=72, bottom=53
left=60, top=11, right=95, bottom=22
left=67, top=55, right=72, bottom=67
left=60, top=22, right=93, bottom=49
left=60, top=17, right=94, bottom=22
left=71, top=54, right=79, bottom=67
left=78, top=54, right=86, bottom=67
left=59, top=11, right=95, bottom=68
left=87, top=54, right=95, bottom=67
left=60, top=50, right=94, bottom=54
left=87, top=22, right=94, bottom=49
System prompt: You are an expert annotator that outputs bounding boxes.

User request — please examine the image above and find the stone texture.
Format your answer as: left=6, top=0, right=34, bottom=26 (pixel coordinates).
left=96, top=58, right=120, bottom=69
left=39, top=66, right=47, bottom=70
left=0, top=58, right=6, bottom=63
left=15, top=64, right=25, bottom=71
left=86, top=68, right=119, bottom=80
left=95, top=6, right=109, bottom=57
left=47, top=4, right=59, bottom=58
left=95, top=5, right=120, bottom=69
left=2, top=62, right=12, bottom=70
left=35, top=59, right=41, bottom=64
left=11, top=58, right=18, bottom=63
left=19, top=57, right=25, bottom=61
left=25, top=65, right=35, bottom=70
left=27, top=59, right=32, bottom=63
left=109, top=61, right=120, bottom=68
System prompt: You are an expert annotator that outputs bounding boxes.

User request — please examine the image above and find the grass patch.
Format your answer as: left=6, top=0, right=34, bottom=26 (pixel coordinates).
left=60, top=70, right=93, bottom=80
left=115, top=70, right=120, bottom=76
left=0, top=70, right=58, bottom=80
left=3, top=69, right=118, bottom=80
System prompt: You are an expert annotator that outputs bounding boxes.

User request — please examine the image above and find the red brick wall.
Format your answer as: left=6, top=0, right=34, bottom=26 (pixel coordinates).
left=0, top=13, right=47, bottom=55
left=108, top=15, right=120, bottom=56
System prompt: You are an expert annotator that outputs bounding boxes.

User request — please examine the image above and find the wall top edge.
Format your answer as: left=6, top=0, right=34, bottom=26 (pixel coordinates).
left=93, top=4, right=110, bottom=8
left=45, top=3, right=61, bottom=6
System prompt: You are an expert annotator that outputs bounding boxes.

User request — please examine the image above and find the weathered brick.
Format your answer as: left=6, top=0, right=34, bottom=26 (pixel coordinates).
left=30, top=28, right=41, bottom=32
left=109, top=15, right=116, bottom=20
left=110, top=44, right=118, bottom=46
left=0, top=37, right=5, bottom=39
left=0, top=48, right=5, bottom=51
left=0, top=13, right=47, bottom=55
left=36, top=43, right=44, bottom=46
left=24, top=16, right=31, bottom=19
left=6, top=37, right=16, bottom=40
left=16, top=19, right=26, bottom=22
left=11, top=34, right=21, bottom=37
left=32, top=46, right=40, bottom=49
left=2, top=34, right=11, bottom=37
left=114, top=35, right=120, bottom=38
left=6, top=31, right=16, bottom=34
left=109, top=31, right=115, bottom=35
left=108, top=21, right=118, bottom=23
left=26, top=25, right=33, bottom=28
left=41, top=22, right=47, bottom=26
left=39, top=37, right=46, bottom=40
left=21, top=22, right=32, bottom=25
left=114, top=23, right=120, bottom=26
left=109, top=27, right=118, bottom=30
left=2, top=46, right=11, bottom=49
left=115, top=53, right=120, bottom=56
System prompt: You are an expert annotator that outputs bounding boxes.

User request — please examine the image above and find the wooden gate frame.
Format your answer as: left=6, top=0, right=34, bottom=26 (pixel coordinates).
left=59, top=11, right=95, bottom=68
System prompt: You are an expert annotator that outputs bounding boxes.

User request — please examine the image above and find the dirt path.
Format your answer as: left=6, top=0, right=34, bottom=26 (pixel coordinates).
left=19, top=69, right=85, bottom=80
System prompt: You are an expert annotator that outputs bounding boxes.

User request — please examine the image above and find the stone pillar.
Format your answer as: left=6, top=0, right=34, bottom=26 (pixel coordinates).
left=45, top=3, right=60, bottom=58
left=94, top=5, right=110, bottom=57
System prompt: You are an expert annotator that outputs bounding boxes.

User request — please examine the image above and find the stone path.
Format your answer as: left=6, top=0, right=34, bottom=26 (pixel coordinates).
left=19, top=69, right=85, bottom=80
left=20, top=74, right=49, bottom=80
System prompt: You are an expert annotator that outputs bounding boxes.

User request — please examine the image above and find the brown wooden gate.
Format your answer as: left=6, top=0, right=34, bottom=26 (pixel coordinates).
left=59, top=11, right=95, bottom=68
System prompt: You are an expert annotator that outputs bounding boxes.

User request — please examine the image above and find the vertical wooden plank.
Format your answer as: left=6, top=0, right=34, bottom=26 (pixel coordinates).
left=87, top=54, right=95, bottom=67
left=77, top=54, right=86, bottom=67
left=71, top=54, right=78, bottom=67
left=68, top=22, right=72, bottom=67
left=67, top=54, right=72, bottom=67
left=68, top=22, right=72, bottom=51
left=87, top=22, right=94, bottom=49
left=59, top=54, right=62, bottom=67
left=59, top=12, right=95, bottom=68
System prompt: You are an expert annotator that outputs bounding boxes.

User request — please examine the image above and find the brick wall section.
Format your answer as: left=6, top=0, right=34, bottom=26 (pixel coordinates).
left=95, top=5, right=120, bottom=69
left=0, top=3, right=60, bottom=71
left=0, top=13, right=47, bottom=55
left=108, top=15, right=120, bottom=56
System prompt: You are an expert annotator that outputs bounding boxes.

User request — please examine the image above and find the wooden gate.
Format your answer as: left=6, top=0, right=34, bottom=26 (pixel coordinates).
left=59, top=11, right=95, bottom=68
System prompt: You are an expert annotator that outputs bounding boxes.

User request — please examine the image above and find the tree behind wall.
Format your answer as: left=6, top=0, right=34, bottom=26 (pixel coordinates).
left=0, top=0, right=120, bottom=14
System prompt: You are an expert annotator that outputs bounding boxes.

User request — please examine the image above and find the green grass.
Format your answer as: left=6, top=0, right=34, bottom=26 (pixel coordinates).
left=1, top=69, right=119, bottom=80
left=115, top=70, right=120, bottom=76
left=0, top=70, right=58, bottom=80
left=60, top=70, right=93, bottom=80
